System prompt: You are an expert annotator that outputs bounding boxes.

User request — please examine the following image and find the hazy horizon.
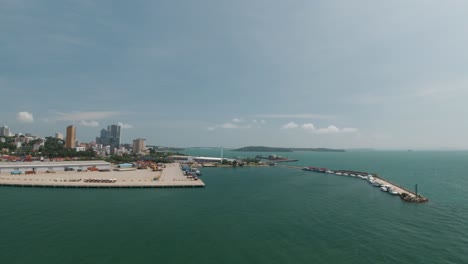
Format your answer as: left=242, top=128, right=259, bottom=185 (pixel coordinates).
left=2, top=1, right=468, bottom=149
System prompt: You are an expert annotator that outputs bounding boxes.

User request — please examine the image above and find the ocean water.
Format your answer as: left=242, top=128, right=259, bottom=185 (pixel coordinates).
left=0, top=150, right=467, bottom=264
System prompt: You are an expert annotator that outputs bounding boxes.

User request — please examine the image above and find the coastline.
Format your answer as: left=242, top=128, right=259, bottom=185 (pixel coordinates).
left=0, top=163, right=205, bottom=188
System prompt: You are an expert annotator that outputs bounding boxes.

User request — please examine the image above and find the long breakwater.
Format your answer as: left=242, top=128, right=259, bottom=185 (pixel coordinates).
left=278, top=164, right=428, bottom=203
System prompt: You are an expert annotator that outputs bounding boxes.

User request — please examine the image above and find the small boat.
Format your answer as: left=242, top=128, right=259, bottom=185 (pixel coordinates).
left=191, top=168, right=202, bottom=175
left=343, top=173, right=349, bottom=176
left=350, top=174, right=356, bottom=177
left=380, top=186, right=388, bottom=192
left=370, top=181, right=380, bottom=187
left=335, top=172, right=343, bottom=176
left=388, top=188, right=399, bottom=195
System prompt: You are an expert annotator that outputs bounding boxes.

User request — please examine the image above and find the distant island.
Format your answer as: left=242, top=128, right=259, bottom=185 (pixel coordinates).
left=232, top=146, right=345, bottom=152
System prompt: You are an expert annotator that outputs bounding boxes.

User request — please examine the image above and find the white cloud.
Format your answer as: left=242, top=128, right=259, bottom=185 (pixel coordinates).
left=55, top=111, right=120, bottom=121
left=282, top=122, right=299, bottom=129
left=117, top=122, right=133, bottom=129
left=316, top=125, right=340, bottom=134
left=302, top=123, right=315, bottom=130
left=283, top=121, right=357, bottom=134
left=16, top=111, right=34, bottom=123
left=304, top=124, right=358, bottom=134
left=208, top=117, right=263, bottom=130
left=79, top=120, right=99, bottom=127
left=257, top=113, right=335, bottom=119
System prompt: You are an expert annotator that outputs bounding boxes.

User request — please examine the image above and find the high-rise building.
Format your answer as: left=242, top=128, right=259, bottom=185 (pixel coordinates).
left=108, top=124, right=121, bottom=147
left=65, top=125, right=76, bottom=149
left=55, top=132, right=64, bottom=140
left=96, top=124, right=121, bottom=153
left=132, top=138, right=146, bottom=154
left=96, top=129, right=110, bottom=145
left=0, top=125, right=11, bottom=137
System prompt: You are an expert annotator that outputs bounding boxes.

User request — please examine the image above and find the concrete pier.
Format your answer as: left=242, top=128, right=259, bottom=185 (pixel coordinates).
left=0, top=163, right=205, bottom=189
left=278, top=164, right=428, bottom=203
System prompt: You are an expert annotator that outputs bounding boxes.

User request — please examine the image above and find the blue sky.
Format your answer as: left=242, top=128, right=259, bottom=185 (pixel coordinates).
left=1, top=0, right=468, bottom=149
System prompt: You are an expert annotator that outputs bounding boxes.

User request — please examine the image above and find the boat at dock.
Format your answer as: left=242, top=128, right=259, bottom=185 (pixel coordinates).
left=388, top=188, right=399, bottom=195
left=370, top=180, right=380, bottom=187
left=303, top=167, right=328, bottom=173
left=191, top=168, right=202, bottom=176
left=380, top=186, right=388, bottom=192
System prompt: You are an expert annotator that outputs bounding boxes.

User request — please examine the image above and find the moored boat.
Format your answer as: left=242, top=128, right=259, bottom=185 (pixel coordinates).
left=370, top=181, right=380, bottom=187
left=388, top=188, right=399, bottom=195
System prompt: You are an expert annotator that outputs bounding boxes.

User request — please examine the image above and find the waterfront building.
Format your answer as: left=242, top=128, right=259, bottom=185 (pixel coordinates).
left=0, top=125, right=11, bottom=137
left=65, top=125, right=76, bottom=149
left=55, top=132, right=64, bottom=140
left=168, top=155, right=235, bottom=163
left=132, top=138, right=146, bottom=154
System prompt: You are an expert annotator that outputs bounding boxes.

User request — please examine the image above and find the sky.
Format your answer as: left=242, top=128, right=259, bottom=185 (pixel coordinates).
left=1, top=0, right=468, bottom=149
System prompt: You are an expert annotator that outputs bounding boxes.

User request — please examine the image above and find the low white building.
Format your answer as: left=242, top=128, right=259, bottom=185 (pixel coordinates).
left=75, top=147, right=86, bottom=152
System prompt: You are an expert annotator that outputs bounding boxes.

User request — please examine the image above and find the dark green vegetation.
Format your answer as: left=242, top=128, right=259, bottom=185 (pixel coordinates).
left=233, top=146, right=345, bottom=152
left=1, top=137, right=96, bottom=158
left=0, top=136, right=16, bottom=152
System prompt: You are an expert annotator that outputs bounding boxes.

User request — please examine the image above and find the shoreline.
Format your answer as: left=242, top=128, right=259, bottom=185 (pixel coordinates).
left=0, top=163, right=205, bottom=189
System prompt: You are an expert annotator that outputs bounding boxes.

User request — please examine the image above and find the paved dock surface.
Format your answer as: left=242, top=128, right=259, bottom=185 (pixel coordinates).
left=373, top=177, right=415, bottom=197
left=0, top=163, right=205, bottom=188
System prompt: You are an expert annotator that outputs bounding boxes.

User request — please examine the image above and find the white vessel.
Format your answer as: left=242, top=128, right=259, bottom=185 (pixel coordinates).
left=370, top=181, right=380, bottom=187
left=388, top=188, right=399, bottom=195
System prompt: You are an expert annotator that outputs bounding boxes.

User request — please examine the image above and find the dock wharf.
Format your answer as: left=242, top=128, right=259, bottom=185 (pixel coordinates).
left=277, top=164, right=428, bottom=203
left=0, top=163, right=205, bottom=189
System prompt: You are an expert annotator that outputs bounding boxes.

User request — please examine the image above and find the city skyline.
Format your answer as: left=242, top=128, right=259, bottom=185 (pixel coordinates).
left=2, top=1, right=468, bottom=149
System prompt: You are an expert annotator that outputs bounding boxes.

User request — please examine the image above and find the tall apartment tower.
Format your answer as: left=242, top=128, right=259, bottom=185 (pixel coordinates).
left=65, top=125, right=76, bottom=149
left=108, top=124, right=121, bottom=148
left=0, top=125, right=11, bottom=137
left=132, top=138, right=146, bottom=154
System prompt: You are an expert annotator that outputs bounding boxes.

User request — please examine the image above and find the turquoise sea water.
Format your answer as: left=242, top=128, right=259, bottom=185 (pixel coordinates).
left=1, top=150, right=467, bottom=263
